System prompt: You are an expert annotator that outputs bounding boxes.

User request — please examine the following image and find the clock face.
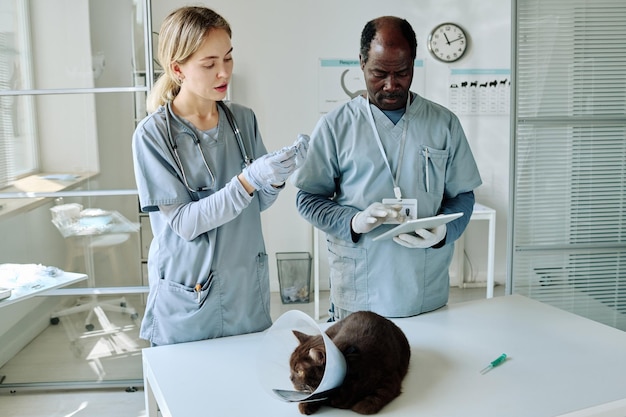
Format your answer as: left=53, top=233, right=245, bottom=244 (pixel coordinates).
left=428, top=23, right=468, bottom=63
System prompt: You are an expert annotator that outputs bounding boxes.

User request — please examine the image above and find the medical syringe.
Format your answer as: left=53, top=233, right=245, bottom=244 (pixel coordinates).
left=480, top=353, right=507, bottom=374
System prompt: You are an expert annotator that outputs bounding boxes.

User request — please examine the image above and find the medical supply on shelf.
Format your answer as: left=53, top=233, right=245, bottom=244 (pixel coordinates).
left=0, top=287, right=11, bottom=301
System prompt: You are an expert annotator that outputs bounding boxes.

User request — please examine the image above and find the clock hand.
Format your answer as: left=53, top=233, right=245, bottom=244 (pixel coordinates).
left=443, top=32, right=451, bottom=45
left=449, top=36, right=464, bottom=44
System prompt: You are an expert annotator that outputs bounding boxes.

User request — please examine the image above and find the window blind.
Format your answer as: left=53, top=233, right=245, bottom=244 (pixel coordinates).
left=0, top=32, right=15, bottom=188
left=511, top=0, right=626, bottom=330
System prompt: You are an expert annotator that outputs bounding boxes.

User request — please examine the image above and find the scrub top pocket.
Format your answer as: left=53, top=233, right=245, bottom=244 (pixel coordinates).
left=418, top=146, right=448, bottom=195
left=327, top=241, right=368, bottom=311
left=150, top=274, right=221, bottom=345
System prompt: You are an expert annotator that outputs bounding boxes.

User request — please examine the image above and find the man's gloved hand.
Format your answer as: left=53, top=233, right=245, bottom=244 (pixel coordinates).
left=243, top=147, right=297, bottom=190
left=352, top=203, right=401, bottom=234
left=293, top=134, right=310, bottom=168
left=393, top=224, right=447, bottom=248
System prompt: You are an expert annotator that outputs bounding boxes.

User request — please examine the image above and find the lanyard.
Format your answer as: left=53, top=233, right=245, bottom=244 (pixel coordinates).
left=365, top=94, right=411, bottom=199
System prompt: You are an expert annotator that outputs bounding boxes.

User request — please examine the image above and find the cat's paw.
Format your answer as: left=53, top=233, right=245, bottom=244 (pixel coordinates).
left=299, top=401, right=322, bottom=415
left=351, top=398, right=386, bottom=415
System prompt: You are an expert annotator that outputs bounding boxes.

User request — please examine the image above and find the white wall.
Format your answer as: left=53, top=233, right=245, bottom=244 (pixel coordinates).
left=151, top=0, right=512, bottom=291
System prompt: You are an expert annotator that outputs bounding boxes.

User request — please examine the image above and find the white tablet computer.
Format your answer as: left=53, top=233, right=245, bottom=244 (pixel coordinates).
left=372, top=212, right=463, bottom=242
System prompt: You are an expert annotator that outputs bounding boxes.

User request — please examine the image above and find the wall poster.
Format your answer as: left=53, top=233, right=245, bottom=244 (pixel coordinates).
left=448, top=68, right=510, bottom=115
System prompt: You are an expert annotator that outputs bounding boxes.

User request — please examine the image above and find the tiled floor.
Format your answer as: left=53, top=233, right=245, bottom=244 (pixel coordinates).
left=0, top=285, right=504, bottom=417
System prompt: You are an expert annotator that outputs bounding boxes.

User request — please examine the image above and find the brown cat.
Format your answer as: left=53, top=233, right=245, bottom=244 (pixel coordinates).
left=289, top=311, right=411, bottom=415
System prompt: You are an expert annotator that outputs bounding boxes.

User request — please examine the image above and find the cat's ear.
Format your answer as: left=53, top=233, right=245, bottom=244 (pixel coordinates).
left=309, top=347, right=326, bottom=364
left=292, top=330, right=310, bottom=344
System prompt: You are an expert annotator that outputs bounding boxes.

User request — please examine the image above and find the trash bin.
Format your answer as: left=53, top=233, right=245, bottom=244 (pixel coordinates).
left=276, top=252, right=312, bottom=304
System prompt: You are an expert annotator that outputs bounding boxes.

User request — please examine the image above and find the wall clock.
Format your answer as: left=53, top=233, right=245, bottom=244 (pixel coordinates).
left=427, top=22, right=468, bottom=63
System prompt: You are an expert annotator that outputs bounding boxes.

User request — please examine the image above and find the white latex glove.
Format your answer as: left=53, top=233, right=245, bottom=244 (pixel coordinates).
left=243, top=147, right=297, bottom=190
left=352, top=203, right=401, bottom=234
left=293, top=134, right=310, bottom=168
left=393, top=224, right=447, bottom=248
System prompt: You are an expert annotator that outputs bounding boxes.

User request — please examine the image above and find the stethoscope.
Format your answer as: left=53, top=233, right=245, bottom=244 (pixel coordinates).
left=165, top=101, right=253, bottom=192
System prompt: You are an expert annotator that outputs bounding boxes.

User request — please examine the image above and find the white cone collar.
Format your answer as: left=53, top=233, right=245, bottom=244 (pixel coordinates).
left=257, top=310, right=347, bottom=402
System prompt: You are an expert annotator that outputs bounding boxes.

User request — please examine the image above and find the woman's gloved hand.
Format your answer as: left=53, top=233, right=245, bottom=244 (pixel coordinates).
left=243, top=147, right=297, bottom=190
left=243, top=134, right=310, bottom=190
left=393, top=224, right=447, bottom=248
left=352, top=202, right=401, bottom=234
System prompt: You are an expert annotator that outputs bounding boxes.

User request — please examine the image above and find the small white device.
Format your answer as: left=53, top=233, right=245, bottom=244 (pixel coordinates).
left=0, top=287, right=12, bottom=301
left=372, top=212, right=463, bottom=241
left=382, top=198, right=417, bottom=224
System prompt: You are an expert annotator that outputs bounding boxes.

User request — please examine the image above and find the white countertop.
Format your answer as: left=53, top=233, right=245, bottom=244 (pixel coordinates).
left=142, top=295, right=626, bottom=417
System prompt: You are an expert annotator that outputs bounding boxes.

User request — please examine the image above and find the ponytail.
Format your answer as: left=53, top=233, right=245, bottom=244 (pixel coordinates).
left=146, top=73, right=180, bottom=113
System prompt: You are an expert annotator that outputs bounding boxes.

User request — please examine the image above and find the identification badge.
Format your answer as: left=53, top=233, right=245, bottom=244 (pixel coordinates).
left=382, top=198, right=417, bottom=224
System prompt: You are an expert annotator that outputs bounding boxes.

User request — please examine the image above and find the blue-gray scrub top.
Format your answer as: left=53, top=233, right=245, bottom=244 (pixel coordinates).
left=132, top=102, right=276, bottom=345
left=291, top=93, right=482, bottom=317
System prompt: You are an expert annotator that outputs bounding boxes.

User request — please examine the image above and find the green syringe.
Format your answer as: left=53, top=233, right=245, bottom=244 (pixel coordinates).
left=480, top=353, right=507, bottom=374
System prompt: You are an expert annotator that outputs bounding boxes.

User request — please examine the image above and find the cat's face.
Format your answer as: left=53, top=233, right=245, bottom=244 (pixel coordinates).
left=289, top=330, right=327, bottom=393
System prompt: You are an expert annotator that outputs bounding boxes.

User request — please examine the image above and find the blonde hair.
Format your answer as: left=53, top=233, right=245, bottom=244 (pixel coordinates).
left=146, top=7, right=232, bottom=113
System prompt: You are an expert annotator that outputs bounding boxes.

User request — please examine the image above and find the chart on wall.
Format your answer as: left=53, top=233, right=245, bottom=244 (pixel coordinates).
left=448, top=69, right=510, bottom=115
left=318, top=58, right=425, bottom=115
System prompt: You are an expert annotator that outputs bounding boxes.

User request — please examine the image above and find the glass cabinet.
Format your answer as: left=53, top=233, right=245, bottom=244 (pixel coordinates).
left=510, top=0, right=626, bottom=331
left=0, top=0, right=154, bottom=389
